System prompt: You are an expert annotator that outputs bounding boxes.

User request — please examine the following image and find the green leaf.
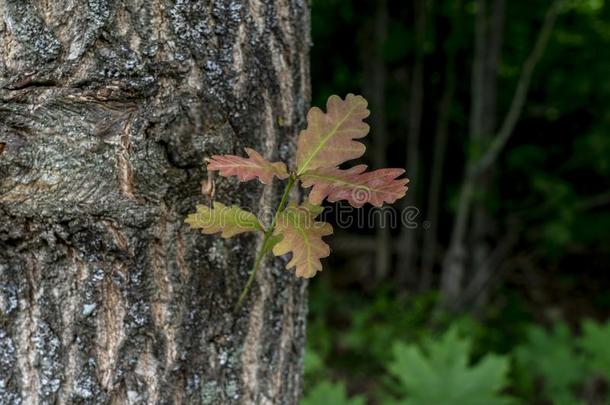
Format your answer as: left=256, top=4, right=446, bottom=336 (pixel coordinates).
left=515, top=323, right=585, bottom=405
left=301, top=381, right=365, bottom=405
left=185, top=202, right=263, bottom=238
left=386, top=328, right=513, bottom=405
left=272, top=202, right=333, bottom=278
left=580, top=319, right=610, bottom=379
left=303, top=349, right=325, bottom=379
left=296, top=94, right=370, bottom=175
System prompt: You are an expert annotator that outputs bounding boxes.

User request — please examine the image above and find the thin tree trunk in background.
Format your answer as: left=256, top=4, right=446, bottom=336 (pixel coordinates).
left=0, top=1, right=310, bottom=403
left=470, top=0, right=505, bottom=308
left=363, top=0, right=391, bottom=280
left=398, top=0, right=430, bottom=285
left=482, top=0, right=505, bottom=135
left=470, top=0, right=487, bottom=143
left=420, top=1, right=461, bottom=291
left=440, top=0, right=489, bottom=304
left=440, top=0, right=561, bottom=309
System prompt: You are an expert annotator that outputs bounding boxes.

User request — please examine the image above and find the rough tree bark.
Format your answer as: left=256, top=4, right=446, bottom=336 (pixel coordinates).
left=0, top=1, right=310, bottom=404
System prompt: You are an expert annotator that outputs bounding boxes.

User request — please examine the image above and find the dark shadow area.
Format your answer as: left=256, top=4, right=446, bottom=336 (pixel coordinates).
left=304, top=1, right=610, bottom=403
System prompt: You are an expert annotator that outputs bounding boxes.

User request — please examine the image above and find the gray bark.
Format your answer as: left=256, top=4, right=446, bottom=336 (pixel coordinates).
left=0, top=1, right=310, bottom=404
left=470, top=0, right=504, bottom=308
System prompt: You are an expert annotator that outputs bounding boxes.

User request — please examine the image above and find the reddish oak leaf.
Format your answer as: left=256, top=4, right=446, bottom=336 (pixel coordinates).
left=301, top=165, right=409, bottom=208
left=208, top=148, right=289, bottom=185
left=272, top=202, right=333, bottom=278
left=296, top=94, right=370, bottom=175
left=185, top=202, right=263, bottom=238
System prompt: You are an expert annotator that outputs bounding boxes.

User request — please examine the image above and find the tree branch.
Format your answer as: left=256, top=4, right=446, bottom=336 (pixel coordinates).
left=473, top=0, right=562, bottom=177
left=441, top=0, right=562, bottom=307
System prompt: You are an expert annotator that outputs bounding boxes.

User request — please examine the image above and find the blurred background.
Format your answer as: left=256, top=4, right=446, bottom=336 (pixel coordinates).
left=302, top=0, right=610, bottom=404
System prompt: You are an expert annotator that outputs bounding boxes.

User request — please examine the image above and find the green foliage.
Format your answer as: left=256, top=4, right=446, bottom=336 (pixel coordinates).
left=301, top=381, right=365, bottom=405
left=340, top=291, right=437, bottom=365
left=307, top=282, right=438, bottom=369
left=574, top=131, right=610, bottom=176
left=515, top=323, right=586, bottom=404
left=580, top=320, right=610, bottom=379
left=513, top=320, right=610, bottom=404
left=304, top=286, right=519, bottom=404
left=385, top=329, right=513, bottom=405
left=303, top=349, right=325, bottom=380
left=304, top=283, right=610, bottom=404
left=506, top=144, right=548, bottom=171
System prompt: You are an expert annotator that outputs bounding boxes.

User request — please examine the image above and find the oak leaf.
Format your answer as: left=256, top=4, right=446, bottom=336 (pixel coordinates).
left=208, top=148, right=289, bottom=185
left=296, top=94, right=370, bottom=175
left=301, top=165, right=409, bottom=208
left=272, top=202, right=333, bottom=278
left=185, top=202, right=263, bottom=238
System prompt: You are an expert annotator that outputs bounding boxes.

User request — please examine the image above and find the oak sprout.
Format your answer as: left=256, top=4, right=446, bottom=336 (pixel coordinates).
left=186, top=94, right=409, bottom=310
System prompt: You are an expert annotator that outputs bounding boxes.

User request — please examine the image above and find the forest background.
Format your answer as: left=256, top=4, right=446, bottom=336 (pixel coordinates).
left=302, top=1, right=610, bottom=404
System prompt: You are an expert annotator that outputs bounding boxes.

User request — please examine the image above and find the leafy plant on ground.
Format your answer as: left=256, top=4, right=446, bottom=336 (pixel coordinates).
left=580, top=319, right=610, bottom=380
left=341, top=290, right=437, bottom=366
left=385, top=328, right=513, bottom=405
left=301, top=381, right=366, bottom=405
left=186, top=94, right=408, bottom=309
left=303, top=282, right=610, bottom=404
left=514, top=322, right=586, bottom=405
left=514, top=320, right=610, bottom=404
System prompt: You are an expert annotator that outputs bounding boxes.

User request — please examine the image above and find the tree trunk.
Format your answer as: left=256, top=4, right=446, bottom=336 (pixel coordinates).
left=440, top=0, right=561, bottom=309
left=420, top=0, right=461, bottom=291
left=469, top=0, right=504, bottom=309
left=0, top=1, right=310, bottom=404
left=363, top=0, right=390, bottom=281
left=397, top=0, right=429, bottom=286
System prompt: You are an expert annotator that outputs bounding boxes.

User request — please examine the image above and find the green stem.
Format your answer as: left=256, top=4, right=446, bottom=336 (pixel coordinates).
left=234, top=175, right=296, bottom=311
